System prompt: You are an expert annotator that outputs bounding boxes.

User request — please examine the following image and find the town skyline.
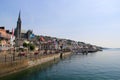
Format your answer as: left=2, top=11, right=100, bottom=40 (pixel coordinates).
left=0, top=0, right=120, bottom=48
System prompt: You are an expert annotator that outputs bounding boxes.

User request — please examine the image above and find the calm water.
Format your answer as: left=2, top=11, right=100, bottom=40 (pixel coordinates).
left=2, top=49, right=120, bottom=80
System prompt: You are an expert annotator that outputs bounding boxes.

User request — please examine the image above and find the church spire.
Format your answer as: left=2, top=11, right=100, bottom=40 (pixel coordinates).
left=15, top=11, right=22, bottom=39
left=18, top=11, right=21, bottom=21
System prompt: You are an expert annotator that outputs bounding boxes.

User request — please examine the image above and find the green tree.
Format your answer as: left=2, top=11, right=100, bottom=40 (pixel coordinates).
left=29, top=44, right=35, bottom=51
left=23, top=42, right=28, bottom=47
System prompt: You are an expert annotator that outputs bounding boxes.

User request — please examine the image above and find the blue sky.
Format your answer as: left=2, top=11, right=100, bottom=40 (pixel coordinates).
left=0, top=0, right=120, bottom=48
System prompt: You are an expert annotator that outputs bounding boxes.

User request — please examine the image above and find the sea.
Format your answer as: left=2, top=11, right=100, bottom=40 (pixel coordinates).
left=1, top=49, right=120, bottom=80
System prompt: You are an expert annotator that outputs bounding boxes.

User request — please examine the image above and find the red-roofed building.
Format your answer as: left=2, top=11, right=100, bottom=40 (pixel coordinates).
left=0, top=26, right=12, bottom=50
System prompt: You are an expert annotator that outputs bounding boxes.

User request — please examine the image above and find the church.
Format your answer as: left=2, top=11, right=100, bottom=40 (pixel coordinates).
left=14, top=12, right=34, bottom=46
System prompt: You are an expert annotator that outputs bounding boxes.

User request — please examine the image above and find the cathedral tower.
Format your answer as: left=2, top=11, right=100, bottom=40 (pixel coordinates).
left=15, top=11, right=22, bottom=39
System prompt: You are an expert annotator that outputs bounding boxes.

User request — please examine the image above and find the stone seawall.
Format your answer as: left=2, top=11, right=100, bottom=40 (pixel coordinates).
left=0, top=52, right=72, bottom=78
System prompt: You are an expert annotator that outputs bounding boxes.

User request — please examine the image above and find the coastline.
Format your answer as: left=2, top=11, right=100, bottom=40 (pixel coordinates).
left=0, top=52, right=72, bottom=78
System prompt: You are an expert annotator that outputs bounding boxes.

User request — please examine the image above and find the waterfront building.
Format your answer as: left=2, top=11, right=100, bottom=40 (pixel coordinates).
left=0, top=26, right=12, bottom=50
left=0, top=27, right=11, bottom=39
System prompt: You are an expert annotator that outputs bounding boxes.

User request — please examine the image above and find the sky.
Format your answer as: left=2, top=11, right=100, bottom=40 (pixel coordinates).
left=0, top=0, right=120, bottom=48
